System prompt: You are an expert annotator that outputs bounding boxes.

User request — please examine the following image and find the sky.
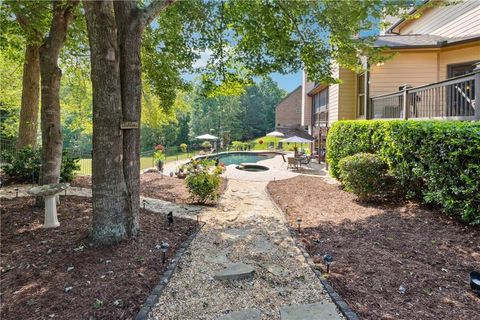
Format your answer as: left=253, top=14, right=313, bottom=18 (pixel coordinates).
left=269, top=71, right=302, bottom=92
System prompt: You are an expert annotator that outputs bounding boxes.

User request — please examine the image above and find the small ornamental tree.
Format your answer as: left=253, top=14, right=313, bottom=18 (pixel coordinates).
left=153, top=144, right=165, bottom=171
left=179, top=143, right=188, bottom=153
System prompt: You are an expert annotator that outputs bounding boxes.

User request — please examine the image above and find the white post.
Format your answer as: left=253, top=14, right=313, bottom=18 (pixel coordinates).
left=44, top=195, right=60, bottom=228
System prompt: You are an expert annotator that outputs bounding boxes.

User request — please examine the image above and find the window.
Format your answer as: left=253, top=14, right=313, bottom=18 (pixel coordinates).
left=313, top=88, right=328, bottom=126
left=448, top=61, right=479, bottom=78
left=357, top=73, right=366, bottom=117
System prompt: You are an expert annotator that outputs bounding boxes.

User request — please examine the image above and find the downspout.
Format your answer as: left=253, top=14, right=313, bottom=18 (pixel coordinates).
left=366, top=62, right=371, bottom=119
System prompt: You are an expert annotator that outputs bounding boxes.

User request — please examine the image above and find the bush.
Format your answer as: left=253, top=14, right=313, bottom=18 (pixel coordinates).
left=201, top=141, right=212, bottom=150
left=184, top=159, right=222, bottom=204
left=327, top=120, right=480, bottom=224
left=3, top=147, right=80, bottom=183
left=179, top=143, right=188, bottom=153
left=338, top=153, right=393, bottom=201
left=231, top=141, right=244, bottom=151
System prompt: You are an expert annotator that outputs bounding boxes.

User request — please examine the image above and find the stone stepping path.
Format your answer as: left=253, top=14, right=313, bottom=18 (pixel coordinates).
left=148, top=180, right=343, bottom=320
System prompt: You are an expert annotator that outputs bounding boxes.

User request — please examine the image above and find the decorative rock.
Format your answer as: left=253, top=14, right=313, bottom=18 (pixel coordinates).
left=113, top=299, right=124, bottom=307
left=280, top=302, right=341, bottom=320
left=217, top=309, right=261, bottom=320
left=67, top=266, right=74, bottom=272
left=214, top=263, right=255, bottom=281
left=64, top=287, right=73, bottom=293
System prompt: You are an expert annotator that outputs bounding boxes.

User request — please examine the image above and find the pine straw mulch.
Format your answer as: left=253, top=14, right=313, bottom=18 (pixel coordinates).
left=0, top=196, right=198, bottom=320
left=267, top=175, right=480, bottom=320
left=71, top=172, right=228, bottom=205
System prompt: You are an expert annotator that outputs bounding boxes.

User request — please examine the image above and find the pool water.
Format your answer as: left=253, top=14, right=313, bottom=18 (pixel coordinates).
left=214, top=153, right=273, bottom=166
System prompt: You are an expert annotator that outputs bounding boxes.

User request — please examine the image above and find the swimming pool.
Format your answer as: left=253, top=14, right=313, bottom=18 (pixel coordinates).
left=207, top=152, right=274, bottom=166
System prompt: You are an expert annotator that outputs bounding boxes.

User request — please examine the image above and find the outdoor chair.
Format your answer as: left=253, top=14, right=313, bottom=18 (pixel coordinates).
left=300, top=156, right=312, bottom=168
left=277, top=142, right=283, bottom=150
left=268, top=142, right=274, bottom=150
left=287, top=157, right=299, bottom=170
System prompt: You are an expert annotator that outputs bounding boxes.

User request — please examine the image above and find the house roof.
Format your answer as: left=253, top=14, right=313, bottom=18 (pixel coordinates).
left=275, top=85, right=302, bottom=110
left=386, top=0, right=430, bottom=34
left=374, top=33, right=480, bottom=49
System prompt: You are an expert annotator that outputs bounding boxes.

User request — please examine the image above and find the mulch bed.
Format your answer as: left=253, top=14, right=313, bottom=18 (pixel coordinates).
left=0, top=196, right=198, bottom=320
left=267, top=175, right=480, bottom=320
left=71, top=173, right=228, bottom=205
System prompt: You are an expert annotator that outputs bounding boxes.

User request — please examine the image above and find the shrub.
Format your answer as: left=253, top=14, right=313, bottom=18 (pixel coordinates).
left=231, top=141, right=244, bottom=151
left=3, top=147, right=79, bottom=183
left=179, top=143, right=188, bottom=153
left=338, top=153, right=393, bottom=201
left=201, top=141, right=212, bottom=150
left=184, top=159, right=221, bottom=204
left=327, top=120, right=480, bottom=224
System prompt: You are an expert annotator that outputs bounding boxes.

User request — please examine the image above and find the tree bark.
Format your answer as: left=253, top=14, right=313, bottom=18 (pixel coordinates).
left=16, top=44, right=40, bottom=150
left=84, top=0, right=173, bottom=245
left=114, top=1, right=144, bottom=237
left=84, top=0, right=130, bottom=244
left=38, top=1, right=76, bottom=189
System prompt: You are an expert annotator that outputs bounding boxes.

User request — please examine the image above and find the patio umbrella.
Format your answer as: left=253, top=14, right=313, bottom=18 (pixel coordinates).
left=195, top=134, right=219, bottom=140
left=280, top=135, right=314, bottom=152
left=280, top=136, right=313, bottom=143
left=266, top=131, right=284, bottom=150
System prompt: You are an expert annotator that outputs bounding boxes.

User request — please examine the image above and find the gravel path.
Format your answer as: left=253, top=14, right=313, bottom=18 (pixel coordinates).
left=149, top=179, right=343, bottom=320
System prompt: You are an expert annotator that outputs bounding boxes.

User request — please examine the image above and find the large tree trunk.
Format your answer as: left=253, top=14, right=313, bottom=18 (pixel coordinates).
left=114, top=2, right=143, bottom=237
left=84, top=0, right=172, bottom=245
left=38, top=1, right=76, bottom=190
left=16, top=44, right=40, bottom=150
left=84, top=0, right=131, bottom=244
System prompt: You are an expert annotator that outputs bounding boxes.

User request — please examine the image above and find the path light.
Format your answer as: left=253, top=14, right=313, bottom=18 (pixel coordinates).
left=167, top=211, right=173, bottom=225
left=160, top=242, right=170, bottom=265
left=142, top=199, right=147, bottom=210
left=64, top=188, right=67, bottom=196
left=296, top=217, right=302, bottom=233
left=196, top=214, right=200, bottom=224
left=14, top=188, right=19, bottom=198
left=323, top=254, right=333, bottom=273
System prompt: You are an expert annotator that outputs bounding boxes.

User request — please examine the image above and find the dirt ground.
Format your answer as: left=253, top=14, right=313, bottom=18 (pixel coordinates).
left=267, top=175, right=480, bottom=320
left=71, top=173, right=227, bottom=205
left=0, top=196, right=198, bottom=320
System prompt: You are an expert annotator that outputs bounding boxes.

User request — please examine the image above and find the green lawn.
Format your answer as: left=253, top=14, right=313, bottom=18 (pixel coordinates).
left=77, top=151, right=196, bottom=175
left=251, top=136, right=310, bottom=151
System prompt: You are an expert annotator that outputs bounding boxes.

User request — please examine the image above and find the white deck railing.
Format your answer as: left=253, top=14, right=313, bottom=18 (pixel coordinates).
left=370, top=71, right=479, bottom=121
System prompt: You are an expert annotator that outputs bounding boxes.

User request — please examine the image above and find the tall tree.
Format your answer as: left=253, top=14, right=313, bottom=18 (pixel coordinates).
left=38, top=0, right=78, bottom=191
left=84, top=0, right=172, bottom=244
left=0, top=1, right=49, bottom=149
left=83, top=0, right=413, bottom=244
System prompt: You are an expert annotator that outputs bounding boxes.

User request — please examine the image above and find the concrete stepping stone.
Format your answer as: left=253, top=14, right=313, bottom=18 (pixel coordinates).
left=214, top=263, right=255, bottom=281
left=217, top=309, right=261, bottom=320
left=280, top=302, right=341, bottom=320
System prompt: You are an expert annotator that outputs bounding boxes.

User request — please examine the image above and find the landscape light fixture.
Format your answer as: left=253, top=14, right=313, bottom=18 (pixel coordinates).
left=14, top=188, right=19, bottom=198
left=470, top=271, right=480, bottom=296
left=142, top=199, right=148, bottom=210
left=296, top=217, right=302, bottom=233
left=196, top=214, right=200, bottom=224
left=160, top=242, right=170, bottom=264
left=167, top=211, right=173, bottom=225
left=323, top=254, right=333, bottom=273
left=64, top=188, right=67, bottom=196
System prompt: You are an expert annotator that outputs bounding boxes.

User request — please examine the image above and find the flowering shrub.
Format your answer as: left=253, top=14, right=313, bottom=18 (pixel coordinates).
left=184, top=159, right=222, bottom=204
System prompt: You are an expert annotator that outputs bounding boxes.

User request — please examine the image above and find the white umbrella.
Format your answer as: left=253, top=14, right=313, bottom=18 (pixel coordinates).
left=195, top=134, right=218, bottom=140
left=266, top=131, right=284, bottom=150
left=280, top=136, right=313, bottom=143
left=266, top=131, right=284, bottom=137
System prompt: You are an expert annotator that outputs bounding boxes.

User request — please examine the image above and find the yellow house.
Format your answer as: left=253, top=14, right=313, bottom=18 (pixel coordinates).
left=302, top=0, right=480, bottom=151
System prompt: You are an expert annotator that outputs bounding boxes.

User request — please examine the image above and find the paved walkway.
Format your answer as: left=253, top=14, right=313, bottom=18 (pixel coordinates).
left=149, top=179, right=342, bottom=320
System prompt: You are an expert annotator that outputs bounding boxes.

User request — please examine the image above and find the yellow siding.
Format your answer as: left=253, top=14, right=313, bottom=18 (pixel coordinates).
left=400, top=1, right=480, bottom=37
left=369, top=51, right=438, bottom=97
left=338, top=68, right=357, bottom=120
left=328, top=65, right=340, bottom=124
left=439, top=44, right=480, bottom=80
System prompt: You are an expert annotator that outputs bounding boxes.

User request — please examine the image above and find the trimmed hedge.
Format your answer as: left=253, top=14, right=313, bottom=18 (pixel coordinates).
left=327, top=120, right=480, bottom=224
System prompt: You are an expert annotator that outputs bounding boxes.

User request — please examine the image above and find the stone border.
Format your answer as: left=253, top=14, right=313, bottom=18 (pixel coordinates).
left=265, top=187, right=359, bottom=320
left=135, top=221, right=206, bottom=320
